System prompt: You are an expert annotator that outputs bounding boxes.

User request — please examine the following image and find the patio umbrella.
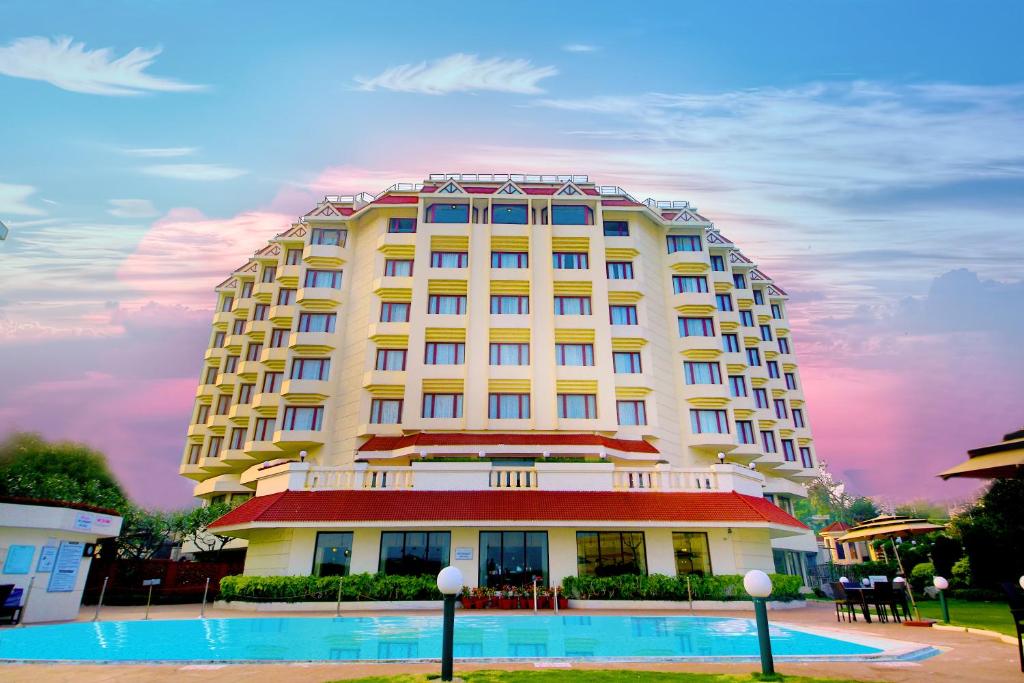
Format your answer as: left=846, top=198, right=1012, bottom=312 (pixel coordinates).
left=938, top=427, right=1024, bottom=480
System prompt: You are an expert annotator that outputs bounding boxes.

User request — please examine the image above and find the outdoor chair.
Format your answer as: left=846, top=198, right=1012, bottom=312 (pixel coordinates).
left=831, top=581, right=858, bottom=623
left=1000, top=582, right=1024, bottom=673
left=870, top=581, right=902, bottom=623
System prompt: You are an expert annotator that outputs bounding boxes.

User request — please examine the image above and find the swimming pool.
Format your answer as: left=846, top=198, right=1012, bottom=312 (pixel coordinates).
left=0, top=615, right=913, bottom=663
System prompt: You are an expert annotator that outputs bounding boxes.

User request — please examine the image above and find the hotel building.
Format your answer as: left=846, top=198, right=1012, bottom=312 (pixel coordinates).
left=187, top=174, right=819, bottom=586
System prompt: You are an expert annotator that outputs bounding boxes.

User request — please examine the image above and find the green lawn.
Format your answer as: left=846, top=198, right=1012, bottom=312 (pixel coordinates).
left=916, top=598, right=1017, bottom=636
left=337, top=671, right=868, bottom=683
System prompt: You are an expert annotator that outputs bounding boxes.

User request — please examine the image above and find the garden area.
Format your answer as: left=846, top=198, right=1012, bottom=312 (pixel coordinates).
left=339, top=672, right=869, bottom=683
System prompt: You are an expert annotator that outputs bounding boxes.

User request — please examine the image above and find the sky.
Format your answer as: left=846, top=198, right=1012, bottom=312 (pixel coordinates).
left=0, top=1, right=1022, bottom=510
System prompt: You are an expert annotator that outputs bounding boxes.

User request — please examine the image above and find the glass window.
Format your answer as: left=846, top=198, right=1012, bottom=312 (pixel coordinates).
left=753, top=388, right=768, bottom=409
left=728, top=375, right=747, bottom=397
left=232, top=319, right=246, bottom=335
left=376, top=348, right=407, bottom=371
left=380, top=302, right=410, bottom=322
left=237, top=383, right=255, bottom=404
left=792, top=408, right=805, bottom=428
left=282, top=406, right=324, bottom=431
left=491, top=251, right=528, bottom=268
left=557, top=394, right=597, bottom=419
left=379, top=531, right=451, bottom=575
left=195, top=404, right=210, bottom=424
left=606, top=262, right=634, bottom=279
left=430, top=251, right=468, bottom=268
left=285, top=248, right=303, bottom=265
left=212, top=331, right=226, bottom=347
left=313, top=532, right=354, bottom=577
left=684, top=361, right=722, bottom=385
left=221, top=295, right=234, bottom=312
left=269, top=328, right=289, bottom=348
left=186, top=444, right=202, bottom=464
left=427, top=295, right=466, bottom=315
left=370, top=399, right=402, bottom=424
left=424, top=342, right=465, bottom=365
left=737, top=420, right=756, bottom=444
left=203, top=367, right=217, bottom=385
left=672, top=532, right=712, bottom=577
left=715, top=294, right=733, bottom=312
left=215, top=394, right=231, bottom=415
left=422, top=393, right=463, bottom=418
left=229, top=427, right=246, bottom=450
left=556, top=343, right=594, bottom=366
left=291, top=358, right=330, bottom=380
left=491, top=204, right=528, bottom=224
left=552, top=252, right=589, bottom=269
left=551, top=204, right=592, bottom=225
left=384, top=259, right=413, bottom=276
left=480, top=531, right=548, bottom=587
left=771, top=303, right=783, bottom=319
left=800, top=446, right=814, bottom=468
left=576, top=531, right=647, bottom=577
left=426, top=203, right=470, bottom=223
left=673, top=275, right=708, bottom=294
left=710, top=255, right=725, bottom=271
left=240, top=281, right=254, bottom=299
left=388, top=217, right=417, bottom=233
left=767, top=361, right=780, bottom=378
left=613, top=351, right=642, bottom=373
left=761, top=430, right=778, bottom=453
left=760, top=325, right=773, bottom=341
left=488, top=394, right=530, bottom=419
left=489, top=343, right=529, bottom=365
left=277, top=288, right=296, bottom=306
left=739, top=310, right=754, bottom=327
left=678, top=317, right=714, bottom=337
left=311, top=228, right=344, bottom=246
left=722, top=334, right=740, bottom=352
left=297, top=312, right=336, bottom=332
left=753, top=289, right=764, bottom=305
left=206, top=436, right=223, bottom=459
left=223, top=355, right=238, bottom=374
left=609, top=305, right=638, bottom=325
left=261, top=266, right=277, bottom=283
left=253, top=417, right=275, bottom=440
left=782, top=439, right=797, bottom=462
left=603, top=221, right=629, bottom=237
left=667, top=235, right=701, bottom=253
left=490, top=295, right=529, bottom=314
left=554, top=296, right=591, bottom=315
left=616, top=400, right=647, bottom=426
left=262, top=371, right=283, bottom=393
left=304, top=269, right=342, bottom=288
left=733, top=273, right=747, bottom=289
left=774, top=398, right=788, bottom=419
left=746, top=348, right=761, bottom=366
left=690, top=409, right=729, bottom=434
left=779, top=337, right=791, bottom=354
left=245, top=343, right=263, bottom=361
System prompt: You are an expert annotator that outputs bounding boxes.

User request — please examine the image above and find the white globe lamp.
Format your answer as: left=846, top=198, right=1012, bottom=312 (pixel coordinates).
left=933, top=576, right=949, bottom=591
left=437, top=566, right=463, bottom=595
left=1019, top=575, right=1024, bottom=591
left=743, top=569, right=775, bottom=676
left=839, top=576, right=849, bottom=584
left=743, top=569, right=773, bottom=598
left=436, top=565, right=463, bottom=681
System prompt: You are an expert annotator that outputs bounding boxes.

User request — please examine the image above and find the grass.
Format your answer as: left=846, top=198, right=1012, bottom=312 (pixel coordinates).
left=335, top=672, right=869, bottom=683
left=916, top=598, right=1017, bottom=636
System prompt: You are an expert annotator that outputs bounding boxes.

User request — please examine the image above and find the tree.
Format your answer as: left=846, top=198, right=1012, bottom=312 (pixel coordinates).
left=115, top=506, right=176, bottom=560
left=172, top=500, right=239, bottom=561
left=894, top=499, right=950, bottom=521
left=951, top=478, right=1024, bottom=588
left=848, top=497, right=880, bottom=523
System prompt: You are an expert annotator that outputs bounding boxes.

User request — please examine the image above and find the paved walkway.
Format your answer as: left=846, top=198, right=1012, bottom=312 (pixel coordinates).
left=0, top=602, right=1020, bottom=682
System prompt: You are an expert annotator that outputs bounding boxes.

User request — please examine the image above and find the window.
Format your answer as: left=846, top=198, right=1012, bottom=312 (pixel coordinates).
left=754, top=388, right=769, bottom=409
left=767, top=361, right=780, bottom=378
left=253, top=418, right=274, bottom=440
left=422, top=393, right=463, bottom=418
left=753, top=289, right=764, bottom=305
left=212, top=331, right=226, bottom=347
left=313, top=532, right=354, bottom=577
left=761, top=430, right=778, bottom=453
left=774, top=398, right=788, bottom=419
left=240, top=281, right=253, bottom=299
left=194, top=404, right=210, bottom=424
left=186, top=444, right=202, bottom=464
left=606, top=261, right=634, bottom=279
left=554, top=296, right=591, bottom=315
left=558, top=394, right=597, bottom=419
left=556, top=343, right=594, bottom=366
left=282, top=406, right=324, bottom=431
left=426, top=203, right=470, bottom=223
left=673, top=532, right=712, bottom=577
left=380, top=302, right=410, bottom=322
left=261, top=266, right=277, bottom=283
left=733, top=273, right=747, bottom=289
left=489, top=394, right=530, bottom=419
left=252, top=304, right=269, bottom=321
left=206, top=436, right=223, bottom=459
left=232, top=319, right=246, bottom=335
left=311, top=228, right=345, bottom=246
left=778, top=337, right=791, bottom=354
left=672, top=275, right=709, bottom=294
left=490, top=203, right=528, bottom=224
left=269, top=328, right=289, bottom=348
left=722, top=334, right=740, bottom=352
left=203, top=367, right=217, bottom=385
left=430, top=251, right=468, bottom=268
left=760, top=325, right=773, bottom=342
left=550, top=204, right=592, bottom=225
left=376, top=348, right=407, bottom=371
left=710, top=255, right=726, bottom=271
left=613, top=351, right=642, bottom=373
left=215, top=394, right=231, bottom=415
left=489, top=343, right=529, bottom=365
left=490, top=295, right=529, bottom=314
left=667, top=235, right=702, bottom=253
left=246, top=343, right=263, bottom=361
left=480, top=531, right=548, bottom=588
left=384, top=259, right=413, bottom=276
left=388, top=217, right=417, bottom=233
left=616, top=400, right=647, bottom=426
left=782, top=439, right=797, bottom=462
left=220, top=295, right=234, bottom=312
left=576, top=531, right=646, bottom=577
left=553, top=252, right=589, bottom=269
left=277, top=288, right=296, bottom=306
left=771, top=303, right=783, bottom=319
left=262, top=371, right=283, bottom=394
left=678, top=317, right=714, bottom=337
left=728, top=375, right=747, bottom=397
left=304, top=269, right=342, bottom=288
left=609, top=305, right=638, bottom=325
left=746, top=348, right=761, bottom=366
left=424, top=342, right=465, bottom=365
left=427, top=295, right=466, bottom=315
left=690, top=409, right=729, bottom=434
left=297, top=312, right=336, bottom=332
left=603, top=220, right=629, bottom=237
left=223, top=355, right=239, bottom=374
left=291, top=358, right=330, bottom=380
left=229, top=427, right=246, bottom=450
left=715, top=294, right=733, bottom=311
left=370, top=399, right=402, bottom=424
left=285, top=248, right=303, bottom=265
left=800, top=446, right=814, bottom=468
left=491, top=251, right=528, bottom=268
left=237, top=383, right=255, bottom=405
left=740, top=310, right=754, bottom=326
left=684, top=361, right=722, bottom=385
left=737, top=420, right=755, bottom=444
left=793, top=408, right=805, bottom=428
left=379, top=531, right=450, bottom=576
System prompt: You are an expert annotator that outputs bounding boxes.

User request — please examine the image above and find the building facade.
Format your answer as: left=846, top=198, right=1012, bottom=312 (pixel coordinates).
left=186, top=174, right=819, bottom=586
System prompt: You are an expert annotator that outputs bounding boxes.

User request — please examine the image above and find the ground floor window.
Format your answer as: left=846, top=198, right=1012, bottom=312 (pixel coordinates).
left=479, top=531, right=548, bottom=588
left=313, top=532, right=353, bottom=577
left=672, top=532, right=712, bottom=577
left=379, top=531, right=451, bottom=576
left=773, top=549, right=808, bottom=582
left=576, top=531, right=647, bottom=577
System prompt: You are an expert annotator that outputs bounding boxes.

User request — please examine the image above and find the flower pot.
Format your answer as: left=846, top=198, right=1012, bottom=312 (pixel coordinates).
left=498, top=598, right=513, bottom=609
left=557, top=597, right=569, bottom=609
left=539, top=596, right=552, bottom=609
left=473, top=597, right=486, bottom=609
left=460, top=597, right=473, bottom=608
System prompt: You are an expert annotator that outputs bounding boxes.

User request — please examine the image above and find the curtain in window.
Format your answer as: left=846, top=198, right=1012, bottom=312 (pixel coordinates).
left=690, top=409, right=727, bottom=434
left=560, top=394, right=595, bottom=418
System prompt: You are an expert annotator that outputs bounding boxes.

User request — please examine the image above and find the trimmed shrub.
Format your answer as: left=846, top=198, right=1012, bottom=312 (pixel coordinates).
left=910, top=562, right=934, bottom=592
left=562, top=573, right=803, bottom=602
left=218, top=573, right=442, bottom=602
left=951, top=556, right=971, bottom=588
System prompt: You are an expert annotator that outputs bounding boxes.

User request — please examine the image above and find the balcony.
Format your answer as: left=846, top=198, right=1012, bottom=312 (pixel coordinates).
left=260, top=346, right=288, bottom=369
left=671, top=291, right=716, bottom=312
left=289, top=331, right=337, bottom=355
left=228, top=404, right=252, bottom=423
left=276, top=264, right=302, bottom=287
left=204, top=347, right=226, bottom=363
left=273, top=428, right=325, bottom=451
left=199, top=456, right=231, bottom=474
left=303, top=243, right=347, bottom=268
left=195, top=383, right=217, bottom=399
left=687, top=432, right=740, bottom=453
left=281, top=378, right=329, bottom=402
left=252, top=392, right=281, bottom=416
left=253, top=280, right=276, bottom=300
left=489, top=467, right=539, bottom=489
left=178, top=462, right=210, bottom=481
left=247, top=320, right=272, bottom=340
left=297, top=286, right=344, bottom=310
left=268, top=304, right=295, bottom=326
left=237, top=360, right=262, bottom=377
left=220, top=447, right=255, bottom=468
left=186, top=423, right=207, bottom=438
left=244, top=439, right=283, bottom=461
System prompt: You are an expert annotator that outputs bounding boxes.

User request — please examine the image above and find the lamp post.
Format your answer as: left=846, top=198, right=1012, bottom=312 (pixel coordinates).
left=744, top=569, right=775, bottom=677
left=933, top=576, right=950, bottom=623
left=436, top=566, right=463, bottom=682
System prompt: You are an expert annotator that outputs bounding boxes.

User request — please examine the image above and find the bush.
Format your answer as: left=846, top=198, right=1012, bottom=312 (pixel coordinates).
left=910, top=562, right=934, bottom=592
left=218, top=573, right=443, bottom=602
left=562, top=573, right=803, bottom=602
left=948, top=588, right=1005, bottom=602
left=840, top=560, right=898, bottom=582
left=951, top=556, right=971, bottom=588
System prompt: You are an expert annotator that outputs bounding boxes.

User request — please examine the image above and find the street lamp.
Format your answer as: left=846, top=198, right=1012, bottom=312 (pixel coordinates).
left=933, top=576, right=950, bottom=623
left=1019, top=575, right=1024, bottom=591
left=436, top=565, right=463, bottom=682
left=744, top=569, right=775, bottom=677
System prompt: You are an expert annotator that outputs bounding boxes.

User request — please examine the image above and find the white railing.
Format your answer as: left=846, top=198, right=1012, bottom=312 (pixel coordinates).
left=303, top=466, right=413, bottom=491
left=614, top=468, right=719, bottom=492
left=644, top=198, right=690, bottom=210
left=595, top=186, right=639, bottom=201
left=489, top=467, right=539, bottom=489
left=427, top=173, right=589, bottom=185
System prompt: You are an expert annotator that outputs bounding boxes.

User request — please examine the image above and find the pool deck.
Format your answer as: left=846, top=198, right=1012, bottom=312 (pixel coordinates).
left=0, top=601, right=1020, bottom=682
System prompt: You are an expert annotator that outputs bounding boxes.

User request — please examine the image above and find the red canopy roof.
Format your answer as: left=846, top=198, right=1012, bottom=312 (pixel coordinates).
left=820, top=521, right=851, bottom=533
left=357, top=432, right=659, bottom=454
left=210, top=490, right=807, bottom=530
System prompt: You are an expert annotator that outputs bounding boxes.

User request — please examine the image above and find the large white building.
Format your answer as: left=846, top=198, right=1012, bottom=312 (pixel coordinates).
left=185, top=173, right=819, bottom=586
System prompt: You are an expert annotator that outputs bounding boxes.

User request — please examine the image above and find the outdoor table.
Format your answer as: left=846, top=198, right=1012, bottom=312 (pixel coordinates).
left=843, top=586, right=874, bottom=623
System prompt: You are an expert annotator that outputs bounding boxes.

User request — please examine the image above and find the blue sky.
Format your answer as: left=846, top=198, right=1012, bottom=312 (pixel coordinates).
left=0, top=1, right=1022, bottom=508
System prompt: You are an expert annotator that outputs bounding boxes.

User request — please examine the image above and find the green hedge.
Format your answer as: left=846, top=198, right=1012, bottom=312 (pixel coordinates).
left=562, top=573, right=803, bottom=602
left=219, top=573, right=442, bottom=602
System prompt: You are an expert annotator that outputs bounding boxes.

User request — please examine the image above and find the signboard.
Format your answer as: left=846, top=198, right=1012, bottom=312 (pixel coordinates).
left=3, top=545, right=35, bottom=574
left=142, top=579, right=162, bottom=586
left=73, top=512, right=94, bottom=531
left=47, top=541, right=84, bottom=592
left=36, top=546, right=58, bottom=573
left=454, top=547, right=474, bottom=561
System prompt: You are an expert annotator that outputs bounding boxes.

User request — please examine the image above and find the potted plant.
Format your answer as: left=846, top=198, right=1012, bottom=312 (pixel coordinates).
left=555, top=586, right=569, bottom=610
left=460, top=586, right=473, bottom=609
left=497, top=587, right=514, bottom=610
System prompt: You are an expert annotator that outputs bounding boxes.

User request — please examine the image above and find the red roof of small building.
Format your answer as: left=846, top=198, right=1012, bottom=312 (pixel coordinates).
left=820, top=521, right=851, bottom=533
left=601, top=199, right=644, bottom=207
left=372, top=194, right=419, bottom=205
left=210, top=490, right=808, bottom=529
left=357, top=432, right=659, bottom=454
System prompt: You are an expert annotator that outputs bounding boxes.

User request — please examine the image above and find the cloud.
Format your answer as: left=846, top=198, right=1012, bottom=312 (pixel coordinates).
left=141, top=164, right=247, bottom=181
left=107, top=198, right=158, bottom=218
left=122, top=146, right=197, bottom=158
left=562, top=44, right=598, bottom=53
left=356, top=53, right=558, bottom=95
left=0, top=36, right=205, bottom=96
left=0, top=182, right=44, bottom=215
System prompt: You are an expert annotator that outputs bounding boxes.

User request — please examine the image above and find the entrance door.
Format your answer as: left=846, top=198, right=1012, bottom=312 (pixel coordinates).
left=479, top=531, right=548, bottom=587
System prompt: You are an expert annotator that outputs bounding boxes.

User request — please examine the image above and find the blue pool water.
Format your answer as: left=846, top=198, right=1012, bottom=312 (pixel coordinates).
left=0, top=615, right=883, bottom=662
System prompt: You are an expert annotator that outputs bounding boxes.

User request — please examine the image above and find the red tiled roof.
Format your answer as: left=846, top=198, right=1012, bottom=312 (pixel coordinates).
left=820, top=521, right=851, bottom=533
left=357, top=432, right=659, bottom=454
left=211, top=490, right=808, bottom=529
left=602, top=199, right=644, bottom=207
left=372, top=194, right=419, bottom=205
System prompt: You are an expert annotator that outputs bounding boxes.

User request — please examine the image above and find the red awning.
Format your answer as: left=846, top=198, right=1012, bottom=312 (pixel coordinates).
left=357, top=432, right=659, bottom=454
left=210, top=490, right=807, bottom=530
